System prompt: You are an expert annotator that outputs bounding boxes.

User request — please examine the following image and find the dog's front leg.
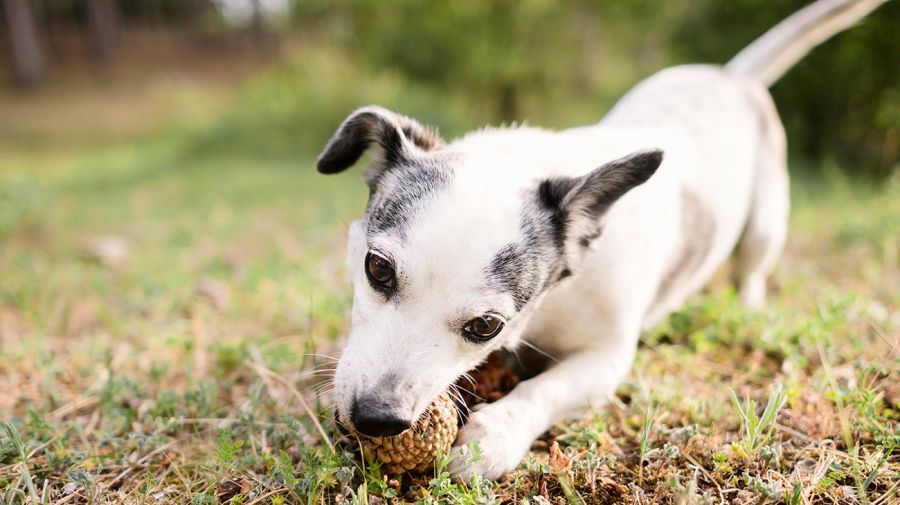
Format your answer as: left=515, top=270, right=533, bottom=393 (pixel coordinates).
left=449, top=340, right=636, bottom=480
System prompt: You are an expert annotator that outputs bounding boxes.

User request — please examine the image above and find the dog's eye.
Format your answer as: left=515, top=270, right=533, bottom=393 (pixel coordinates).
left=462, top=315, right=504, bottom=342
left=365, top=252, right=395, bottom=290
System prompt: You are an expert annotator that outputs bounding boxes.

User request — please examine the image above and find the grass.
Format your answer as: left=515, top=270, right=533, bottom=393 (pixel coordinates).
left=0, top=67, right=898, bottom=503
left=729, top=382, right=787, bottom=462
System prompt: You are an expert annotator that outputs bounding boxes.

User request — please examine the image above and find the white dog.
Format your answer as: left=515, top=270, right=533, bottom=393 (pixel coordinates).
left=316, top=0, right=887, bottom=479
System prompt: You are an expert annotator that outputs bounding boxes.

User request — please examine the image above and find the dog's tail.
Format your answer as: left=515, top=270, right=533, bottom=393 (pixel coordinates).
left=725, top=0, right=889, bottom=87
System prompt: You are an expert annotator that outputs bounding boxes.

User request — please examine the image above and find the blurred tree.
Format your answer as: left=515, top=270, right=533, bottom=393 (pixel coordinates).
left=672, top=0, right=898, bottom=179
left=3, top=0, right=46, bottom=88
left=41, top=0, right=76, bottom=62
left=292, top=0, right=894, bottom=178
left=188, top=0, right=214, bottom=34
left=250, top=0, right=279, bottom=49
left=304, top=1, right=620, bottom=123
left=0, top=0, right=892, bottom=178
left=87, top=0, right=118, bottom=65
left=293, top=1, right=695, bottom=126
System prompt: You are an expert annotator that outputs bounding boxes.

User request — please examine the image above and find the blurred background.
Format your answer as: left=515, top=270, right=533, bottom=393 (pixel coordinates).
left=1, top=0, right=897, bottom=179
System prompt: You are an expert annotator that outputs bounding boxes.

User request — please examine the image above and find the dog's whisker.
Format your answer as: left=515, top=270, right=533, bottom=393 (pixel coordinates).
left=448, top=383, right=465, bottom=400
left=316, top=392, right=332, bottom=404
left=308, top=382, right=334, bottom=392
left=303, top=365, right=337, bottom=372
left=301, top=380, right=336, bottom=398
left=303, top=353, right=340, bottom=362
left=300, top=373, right=337, bottom=381
left=300, top=369, right=337, bottom=378
left=459, top=372, right=477, bottom=388
left=303, top=352, right=340, bottom=360
left=452, top=374, right=486, bottom=405
left=303, top=363, right=339, bottom=373
left=508, top=346, right=528, bottom=371
left=448, top=384, right=472, bottom=423
left=519, top=340, right=560, bottom=363
left=451, top=380, right=476, bottom=397
left=298, top=379, right=335, bottom=391
left=453, top=389, right=468, bottom=410
left=309, top=381, right=335, bottom=393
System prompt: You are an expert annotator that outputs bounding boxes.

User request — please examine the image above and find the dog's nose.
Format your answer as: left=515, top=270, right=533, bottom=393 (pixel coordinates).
left=350, top=395, right=411, bottom=437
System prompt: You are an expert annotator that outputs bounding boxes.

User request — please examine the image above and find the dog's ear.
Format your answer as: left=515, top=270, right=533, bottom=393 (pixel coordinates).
left=539, top=148, right=663, bottom=252
left=316, top=106, right=444, bottom=179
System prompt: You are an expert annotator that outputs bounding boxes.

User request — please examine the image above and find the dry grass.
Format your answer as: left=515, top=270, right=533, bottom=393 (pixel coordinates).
left=0, top=133, right=897, bottom=503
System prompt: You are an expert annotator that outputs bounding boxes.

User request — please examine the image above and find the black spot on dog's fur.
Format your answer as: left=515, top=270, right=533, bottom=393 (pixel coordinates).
left=486, top=243, right=539, bottom=312
left=365, top=154, right=454, bottom=238
left=484, top=199, right=569, bottom=312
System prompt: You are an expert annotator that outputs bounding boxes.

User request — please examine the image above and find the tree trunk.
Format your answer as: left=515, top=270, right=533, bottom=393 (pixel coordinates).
left=251, top=0, right=266, bottom=46
left=188, top=0, right=215, bottom=44
left=86, top=0, right=117, bottom=65
left=189, top=0, right=212, bottom=29
left=3, top=0, right=46, bottom=89
left=249, top=0, right=278, bottom=50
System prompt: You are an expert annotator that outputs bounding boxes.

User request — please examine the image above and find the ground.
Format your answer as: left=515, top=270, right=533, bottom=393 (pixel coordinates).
left=0, top=65, right=897, bottom=504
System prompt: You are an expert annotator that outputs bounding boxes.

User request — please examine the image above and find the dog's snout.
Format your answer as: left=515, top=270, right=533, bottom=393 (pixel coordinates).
left=351, top=395, right=411, bottom=437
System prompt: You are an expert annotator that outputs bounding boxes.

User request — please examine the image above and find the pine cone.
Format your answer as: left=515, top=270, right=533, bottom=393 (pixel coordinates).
left=357, top=391, right=458, bottom=473
left=341, top=351, right=519, bottom=474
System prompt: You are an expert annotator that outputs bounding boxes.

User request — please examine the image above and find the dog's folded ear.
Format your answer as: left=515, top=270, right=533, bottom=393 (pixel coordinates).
left=316, top=106, right=444, bottom=178
left=539, top=148, right=663, bottom=251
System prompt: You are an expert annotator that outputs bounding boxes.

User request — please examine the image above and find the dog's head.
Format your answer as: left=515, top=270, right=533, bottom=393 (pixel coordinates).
left=317, top=106, right=662, bottom=436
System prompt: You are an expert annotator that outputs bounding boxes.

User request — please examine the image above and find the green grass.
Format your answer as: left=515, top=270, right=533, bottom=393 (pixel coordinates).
left=1, top=100, right=898, bottom=503
left=729, top=382, right=786, bottom=462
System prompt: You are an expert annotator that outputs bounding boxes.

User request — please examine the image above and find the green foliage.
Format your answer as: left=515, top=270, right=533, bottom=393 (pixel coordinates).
left=673, top=0, right=899, bottom=179
left=729, top=382, right=787, bottom=461
left=283, top=0, right=900, bottom=179
left=163, top=0, right=900, bottom=181
left=410, top=443, right=502, bottom=504
left=0, top=179, right=43, bottom=239
left=0, top=423, right=39, bottom=504
left=185, top=46, right=472, bottom=160
left=294, top=0, right=686, bottom=126
left=787, top=481, right=803, bottom=505
left=638, top=405, right=658, bottom=469
left=742, top=472, right=780, bottom=501
left=306, top=0, right=644, bottom=122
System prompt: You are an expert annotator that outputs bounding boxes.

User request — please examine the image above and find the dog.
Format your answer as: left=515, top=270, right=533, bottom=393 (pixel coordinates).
left=315, top=0, right=888, bottom=480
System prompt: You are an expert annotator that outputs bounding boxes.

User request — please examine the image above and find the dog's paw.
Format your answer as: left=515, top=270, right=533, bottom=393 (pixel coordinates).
left=448, top=401, right=533, bottom=481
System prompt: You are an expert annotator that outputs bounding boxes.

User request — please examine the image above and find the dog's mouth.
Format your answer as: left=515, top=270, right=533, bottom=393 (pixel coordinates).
left=334, top=350, right=525, bottom=438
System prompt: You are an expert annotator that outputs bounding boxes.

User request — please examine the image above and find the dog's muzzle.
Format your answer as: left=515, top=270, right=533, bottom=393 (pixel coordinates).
left=349, top=393, right=412, bottom=437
